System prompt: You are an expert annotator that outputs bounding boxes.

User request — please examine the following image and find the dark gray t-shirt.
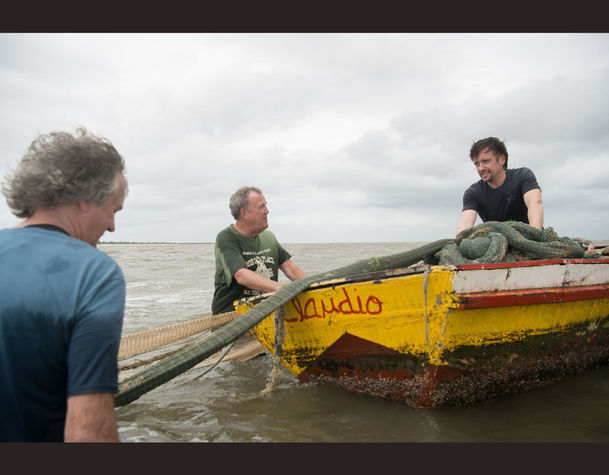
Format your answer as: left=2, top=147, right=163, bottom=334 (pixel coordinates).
left=462, top=167, right=540, bottom=224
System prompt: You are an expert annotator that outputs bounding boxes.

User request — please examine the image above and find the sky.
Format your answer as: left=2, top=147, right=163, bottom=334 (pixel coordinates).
left=1, top=33, right=608, bottom=243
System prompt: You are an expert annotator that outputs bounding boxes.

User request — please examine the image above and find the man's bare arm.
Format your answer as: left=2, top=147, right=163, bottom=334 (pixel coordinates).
left=234, top=268, right=281, bottom=293
left=456, top=209, right=478, bottom=235
left=523, top=188, right=544, bottom=229
left=279, top=259, right=307, bottom=281
left=64, top=392, right=119, bottom=442
left=234, top=259, right=306, bottom=294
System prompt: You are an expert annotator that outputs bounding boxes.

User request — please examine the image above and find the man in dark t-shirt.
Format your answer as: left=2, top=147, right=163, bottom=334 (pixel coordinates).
left=212, top=186, right=307, bottom=315
left=456, top=137, right=544, bottom=235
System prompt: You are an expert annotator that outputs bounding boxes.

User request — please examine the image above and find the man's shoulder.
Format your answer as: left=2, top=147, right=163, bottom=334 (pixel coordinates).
left=2, top=227, right=122, bottom=283
left=3, top=227, right=116, bottom=261
left=508, top=167, right=535, bottom=177
left=507, top=167, right=539, bottom=185
left=508, top=167, right=540, bottom=194
left=215, top=225, right=253, bottom=255
left=465, top=179, right=485, bottom=194
left=259, top=229, right=277, bottom=239
left=68, top=238, right=123, bottom=279
left=258, top=229, right=279, bottom=244
left=216, top=225, right=238, bottom=240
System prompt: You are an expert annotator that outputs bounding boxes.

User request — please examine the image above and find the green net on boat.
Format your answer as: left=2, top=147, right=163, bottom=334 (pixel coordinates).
left=429, top=221, right=585, bottom=266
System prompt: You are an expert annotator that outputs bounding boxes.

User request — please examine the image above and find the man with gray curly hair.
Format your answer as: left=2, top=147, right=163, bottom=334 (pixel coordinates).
left=212, top=186, right=306, bottom=315
left=0, top=127, right=128, bottom=442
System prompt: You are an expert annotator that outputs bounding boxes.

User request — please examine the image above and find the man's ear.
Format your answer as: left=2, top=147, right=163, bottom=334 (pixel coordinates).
left=76, top=200, right=95, bottom=213
left=75, top=200, right=88, bottom=212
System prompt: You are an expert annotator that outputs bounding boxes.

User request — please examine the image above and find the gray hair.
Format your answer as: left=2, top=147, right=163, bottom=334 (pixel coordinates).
left=2, top=127, right=127, bottom=218
left=229, top=186, right=262, bottom=220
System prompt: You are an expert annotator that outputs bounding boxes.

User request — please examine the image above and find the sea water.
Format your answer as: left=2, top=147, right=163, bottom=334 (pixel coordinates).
left=100, top=242, right=609, bottom=442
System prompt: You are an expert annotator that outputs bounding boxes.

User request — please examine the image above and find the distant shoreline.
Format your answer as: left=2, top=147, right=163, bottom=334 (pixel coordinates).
left=100, top=241, right=213, bottom=245
left=100, top=240, right=609, bottom=246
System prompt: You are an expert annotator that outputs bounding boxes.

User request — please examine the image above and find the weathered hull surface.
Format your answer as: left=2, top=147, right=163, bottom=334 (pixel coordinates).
left=236, top=259, right=609, bottom=407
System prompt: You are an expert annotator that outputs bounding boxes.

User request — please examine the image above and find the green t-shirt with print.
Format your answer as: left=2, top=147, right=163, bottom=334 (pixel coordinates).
left=211, top=225, right=291, bottom=314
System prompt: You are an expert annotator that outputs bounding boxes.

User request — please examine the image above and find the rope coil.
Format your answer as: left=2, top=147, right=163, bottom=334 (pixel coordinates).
left=430, top=221, right=584, bottom=266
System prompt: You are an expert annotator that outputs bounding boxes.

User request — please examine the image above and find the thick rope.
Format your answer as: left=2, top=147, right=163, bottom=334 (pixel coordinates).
left=119, top=343, right=192, bottom=372
left=431, top=221, right=584, bottom=266
left=260, top=306, right=286, bottom=395
left=185, top=341, right=236, bottom=383
left=114, top=239, right=452, bottom=406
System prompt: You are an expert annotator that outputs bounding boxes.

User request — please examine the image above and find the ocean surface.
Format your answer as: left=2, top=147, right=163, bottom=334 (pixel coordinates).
left=100, top=242, right=609, bottom=443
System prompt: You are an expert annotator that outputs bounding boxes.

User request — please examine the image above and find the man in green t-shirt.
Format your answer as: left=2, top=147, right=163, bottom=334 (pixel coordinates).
left=211, top=186, right=307, bottom=315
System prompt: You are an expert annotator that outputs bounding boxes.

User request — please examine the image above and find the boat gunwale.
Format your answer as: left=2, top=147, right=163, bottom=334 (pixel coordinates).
left=457, top=283, right=609, bottom=309
left=237, top=258, right=609, bottom=309
left=457, top=258, right=608, bottom=270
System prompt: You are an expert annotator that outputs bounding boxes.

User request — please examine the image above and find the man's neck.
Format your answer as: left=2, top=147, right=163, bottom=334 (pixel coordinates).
left=233, top=221, right=259, bottom=238
left=17, top=205, right=78, bottom=238
left=487, top=169, right=507, bottom=189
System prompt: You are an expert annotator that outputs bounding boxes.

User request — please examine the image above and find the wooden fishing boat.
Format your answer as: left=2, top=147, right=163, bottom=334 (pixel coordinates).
left=236, top=257, right=609, bottom=408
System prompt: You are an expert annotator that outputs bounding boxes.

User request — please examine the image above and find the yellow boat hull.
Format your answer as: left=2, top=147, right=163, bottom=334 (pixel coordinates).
left=236, top=259, right=609, bottom=407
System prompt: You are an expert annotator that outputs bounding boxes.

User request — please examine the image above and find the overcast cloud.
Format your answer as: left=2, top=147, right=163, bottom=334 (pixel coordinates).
left=1, top=33, right=608, bottom=243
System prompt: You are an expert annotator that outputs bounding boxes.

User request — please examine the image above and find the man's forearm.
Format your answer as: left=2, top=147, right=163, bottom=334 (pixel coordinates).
left=280, top=259, right=307, bottom=281
left=524, top=189, right=544, bottom=229
left=456, top=210, right=477, bottom=235
left=234, top=268, right=280, bottom=293
left=528, top=204, right=544, bottom=229
left=64, top=393, right=119, bottom=442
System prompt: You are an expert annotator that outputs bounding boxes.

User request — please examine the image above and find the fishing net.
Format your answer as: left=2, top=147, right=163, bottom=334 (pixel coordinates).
left=429, top=221, right=584, bottom=266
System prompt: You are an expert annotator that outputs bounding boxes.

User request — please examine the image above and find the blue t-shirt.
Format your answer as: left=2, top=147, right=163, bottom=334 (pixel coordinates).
left=0, top=226, right=125, bottom=442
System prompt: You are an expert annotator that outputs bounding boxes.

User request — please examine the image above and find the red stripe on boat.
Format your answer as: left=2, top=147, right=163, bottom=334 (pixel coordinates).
left=458, top=284, right=609, bottom=309
left=458, top=258, right=608, bottom=270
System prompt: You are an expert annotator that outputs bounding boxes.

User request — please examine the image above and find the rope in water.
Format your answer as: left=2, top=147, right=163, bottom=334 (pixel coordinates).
left=260, top=306, right=286, bottom=396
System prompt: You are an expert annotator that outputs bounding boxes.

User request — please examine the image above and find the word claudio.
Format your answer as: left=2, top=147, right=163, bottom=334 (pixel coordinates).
left=287, top=287, right=383, bottom=322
